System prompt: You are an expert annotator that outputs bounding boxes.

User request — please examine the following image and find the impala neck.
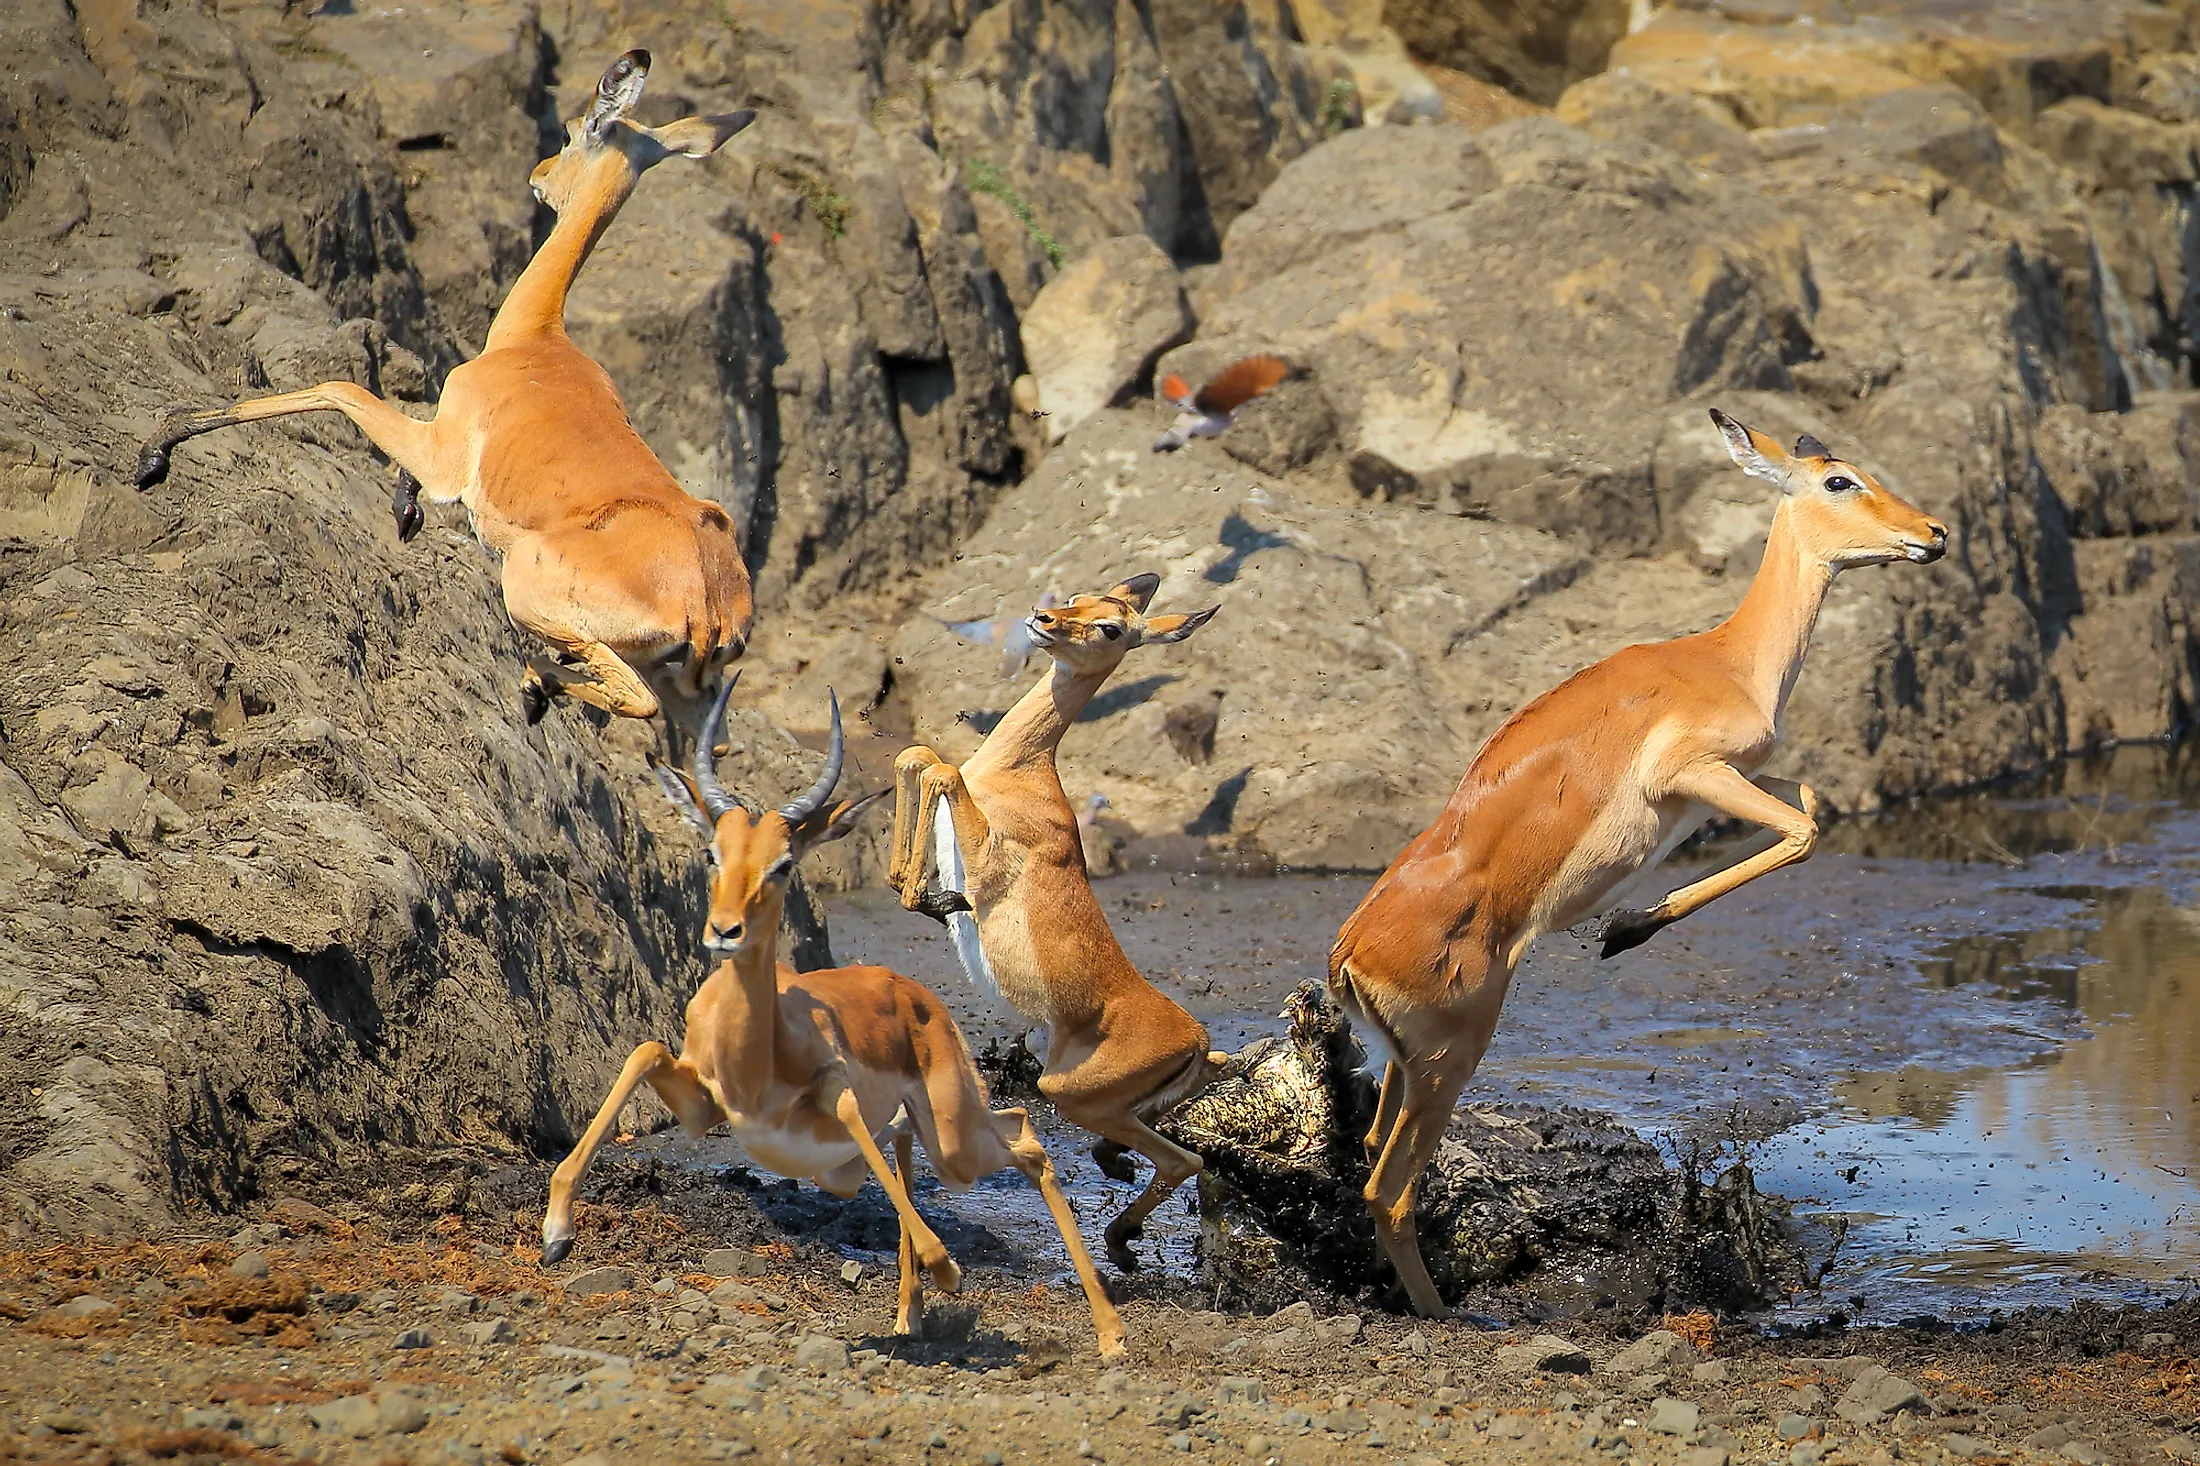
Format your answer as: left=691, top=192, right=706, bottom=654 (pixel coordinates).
left=484, top=175, right=629, bottom=351
left=969, top=659, right=1114, bottom=772
left=712, top=884, right=788, bottom=1114
left=1718, top=496, right=1838, bottom=719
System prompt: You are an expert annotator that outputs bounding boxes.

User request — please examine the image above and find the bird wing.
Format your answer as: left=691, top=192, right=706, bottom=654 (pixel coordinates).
left=1159, top=373, right=1197, bottom=410
left=1196, top=355, right=1292, bottom=415
left=933, top=615, right=1003, bottom=647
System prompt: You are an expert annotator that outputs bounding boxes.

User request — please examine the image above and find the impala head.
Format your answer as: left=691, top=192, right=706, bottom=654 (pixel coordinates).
left=1024, top=574, right=1218, bottom=675
left=1710, top=409, right=1948, bottom=570
left=529, top=50, right=757, bottom=218
left=656, top=675, right=883, bottom=958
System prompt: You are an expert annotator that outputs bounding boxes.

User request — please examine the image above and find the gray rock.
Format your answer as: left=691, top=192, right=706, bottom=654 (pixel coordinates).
left=1693, top=1360, right=1731, bottom=1384
left=1020, top=234, right=1192, bottom=442
left=392, top=1328, right=432, bottom=1350
left=1836, top=1366, right=1929, bottom=1426
left=702, top=1249, right=771, bottom=1279
left=307, top=1395, right=381, bottom=1437
left=1605, top=1330, right=1701, bottom=1376
left=460, top=1318, right=516, bottom=1346
left=227, top=1251, right=270, bottom=1280
left=52, top=1296, right=116, bottom=1319
left=1942, top=1434, right=1995, bottom=1459
left=376, top=1392, right=428, bottom=1434
left=560, top=1267, right=635, bottom=1298
left=793, top=1335, right=850, bottom=1374
left=1684, top=1449, right=1733, bottom=1466
left=2062, top=1443, right=2110, bottom=1466
left=439, top=1289, right=482, bottom=1315
left=2160, top=1434, right=2200, bottom=1462
left=1776, top=1415, right=1821, bottom=1441
left=1218, top=1377, right=1265, bottom=1405
left=1496, top=1334, right=1594, bottom=1374
left=2027, top=1424, right=2078, bottom=1453
left=1649, top=1398, right=1702, bottom=1437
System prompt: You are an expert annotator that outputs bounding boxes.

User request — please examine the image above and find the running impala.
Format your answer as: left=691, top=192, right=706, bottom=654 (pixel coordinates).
left=1329, top=410, right=1948, bottom=1316
left=134, top=51, right=754, bottom=753
left=542, top=680, right=1125, bottom=1355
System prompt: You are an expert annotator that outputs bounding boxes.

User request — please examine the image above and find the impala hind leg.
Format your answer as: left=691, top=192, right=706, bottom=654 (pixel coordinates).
left=136, top=381, right=438, bottom=489
left=995, top=1107, right=1127, bottom=1356
left=1080, top=1115, right=1204, bottom=1273
left=891, top=1129, right=924, bottom=1338
left=1363, top=1064, right=1469, bottom=1319
left=823, top=1080, right=961, bottom=1292
left=543, top=1041, right=719, bottom=1265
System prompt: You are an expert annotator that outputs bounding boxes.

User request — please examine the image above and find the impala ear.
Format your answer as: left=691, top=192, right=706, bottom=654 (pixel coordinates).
left=1794, top=433, right=1831, bottom=460
left=585, top=49, right=651, bottom=143
left=1144, top=606, right=1218, bottom=644
left=796, top=788, right=888, bottom=846
left=1709, top=407, right=1792, bottom=487
left=1107, top=573, right=1162, bottom=611
left=643, top=110, right=756, bottom=160
left=651, top=760, right=715, bottom=837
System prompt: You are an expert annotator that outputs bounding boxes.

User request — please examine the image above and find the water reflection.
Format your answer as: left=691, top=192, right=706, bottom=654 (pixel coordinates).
left=1762, top=763, right=2200, bottom=1314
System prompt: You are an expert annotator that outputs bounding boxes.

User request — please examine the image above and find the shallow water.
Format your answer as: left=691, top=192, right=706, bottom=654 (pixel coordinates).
left=765, top=745, right=2200, bottom=1319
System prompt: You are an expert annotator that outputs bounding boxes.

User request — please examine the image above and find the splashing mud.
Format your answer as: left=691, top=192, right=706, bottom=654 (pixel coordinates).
left=1163, top=982, right=1824, bottom=1315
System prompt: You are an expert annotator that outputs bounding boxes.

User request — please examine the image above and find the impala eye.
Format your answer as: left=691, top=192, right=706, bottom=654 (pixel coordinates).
left=1100, top=624, right=1123, bottom=640
left=1824, top=474, right=1859, bottom=493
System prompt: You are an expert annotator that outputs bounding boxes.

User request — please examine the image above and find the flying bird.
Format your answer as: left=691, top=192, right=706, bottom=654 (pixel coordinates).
left=1077, top=792, right=1128, bottom=877
left=1161, top=688, right=1225, bottom=764
left=1152, top=355, right=1294, bottom=452
left=931, top=592, right=1059, bottom=680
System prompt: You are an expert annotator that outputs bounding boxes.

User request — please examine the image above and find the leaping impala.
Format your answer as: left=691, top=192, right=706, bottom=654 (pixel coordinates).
left=542, top=679, right=1126, bottom=1356
left=1329, top=410, right=1948, bottom=1317
left=134, top=51, right=756, bottom=753
left=889, top=575, right=1227, bottom=1271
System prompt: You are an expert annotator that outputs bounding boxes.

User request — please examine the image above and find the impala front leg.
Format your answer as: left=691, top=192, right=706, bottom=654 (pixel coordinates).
left=891, top=748, right=991, bottom=923
left=1602, top=770, right=1820, bottom=958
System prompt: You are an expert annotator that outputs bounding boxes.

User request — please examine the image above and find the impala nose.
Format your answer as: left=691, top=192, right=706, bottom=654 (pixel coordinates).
left=706, top=919, right=745, bottom=952
left=1919, top=519, right=1949, bottom=562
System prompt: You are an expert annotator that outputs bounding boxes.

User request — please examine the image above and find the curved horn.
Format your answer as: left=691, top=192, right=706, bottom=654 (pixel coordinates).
left=691, top=672, right=740, bottom=821
left=779, top=690, right=843, bottom=824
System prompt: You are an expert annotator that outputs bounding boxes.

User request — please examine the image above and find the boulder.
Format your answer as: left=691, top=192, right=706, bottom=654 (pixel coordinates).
left=1020, top=237, right=1193, bottom=442
left=1386, top=0, right=1633, bottom=107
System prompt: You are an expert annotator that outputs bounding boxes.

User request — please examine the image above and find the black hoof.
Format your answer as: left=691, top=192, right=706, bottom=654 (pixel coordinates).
left=1091, top=1141, right=1138, bottom=1184
left=910, top=886, right=973, bottom=924
left=1600, top=908, right=1666, bottom=960
left=522, top=679, right=554, bottom=726
left=135, top=444, right=170, bottom=488
left=392, top=473, right=424, bottom=542
left=540, top=1236, right=572, bottom=1266
left=1104, top=1228, right=1145, bottom=1274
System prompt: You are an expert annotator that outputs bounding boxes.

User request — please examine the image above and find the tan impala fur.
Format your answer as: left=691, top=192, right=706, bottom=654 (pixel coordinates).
left=888, top=575, right=1227, bottom=1271
left=134, top=51, right=755, bottom=750
left=541, top=680, right=1125, bottom=1356
left=1329, top=410, right=1949, bottom=1317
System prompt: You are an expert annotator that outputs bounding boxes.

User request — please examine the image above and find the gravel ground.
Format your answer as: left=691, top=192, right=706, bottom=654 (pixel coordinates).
left=5, top=1178, right=2199, bottom=1466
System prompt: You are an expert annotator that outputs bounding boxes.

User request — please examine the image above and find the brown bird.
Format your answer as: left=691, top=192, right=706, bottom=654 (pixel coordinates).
left=1152, top=356, right=1293, bottom=452
left=1161, top=688, right=1225, bottom=764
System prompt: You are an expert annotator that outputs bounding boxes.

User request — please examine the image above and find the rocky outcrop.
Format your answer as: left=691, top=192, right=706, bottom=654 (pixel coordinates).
left=1020, top=235, right=1193, bottom=440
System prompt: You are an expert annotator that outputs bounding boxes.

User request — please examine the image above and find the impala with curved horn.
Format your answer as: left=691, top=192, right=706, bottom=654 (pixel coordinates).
left=543, top=678, right=1126, bottom=1355
left=1328, top=410, right=1948, bottom=1316
left=134, top=51, right=756, bottom=754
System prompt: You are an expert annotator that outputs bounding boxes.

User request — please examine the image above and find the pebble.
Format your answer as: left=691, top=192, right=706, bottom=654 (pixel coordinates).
left=792, top=1335, right=849, bottom=1374
left=1685, top=1448, right=1733, bottom=1466
left=1649, top=1398, right=1701, bottom=1436
left=1692, top=1359, right=1730, bottom=1384
left=377, top=1392, right=428, bottom=1435
left=1218, top=1376, right=1265, bottom=1405
left=1776, top=1414, right=1821, bottom=1441
left=228, top=1251, right=270, bottom=1280
left=1246, top=1434, right=1272, bottom=1456
left=181, top=1408, right=242, bottom=1432
left=1836, top=1366, right=1929, bottom=1426
left=1792, top=1445, right=1826, bottom=1466
left=393, top=1328, right=432, bottom=1350
left=1605, top=1330, right=1698, bottom=1376
left=701, top=1248, right=771, bottom=1278
left=1496, top=1334, right=1593, bottom=1374
left=560, top=1265, right=636, bottom=1297
left=1942, top=1433, right=1994, bottom=1459
left=2062, top=1443, right=2110, bottom=1466
left=439, top=1289, right=482, bottom=1315
left=53, top=1296, right=116, bottom=1319
left=2142, top=1332, right=2178, bottom=1351
left=839, top=1261, right=863, bottom=1285
left=461, top=1318, right=516, bottom=1346
left=39, top=1413, right=93, bottom=1435
left=1166, top=1432, right=1193, bottom=1452
left=307, top=1395, right=381, bottom=1437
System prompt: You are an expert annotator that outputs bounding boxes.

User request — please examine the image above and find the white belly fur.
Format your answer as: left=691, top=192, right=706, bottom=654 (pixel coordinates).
left=933, top=796, right=1002, bottom=1000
